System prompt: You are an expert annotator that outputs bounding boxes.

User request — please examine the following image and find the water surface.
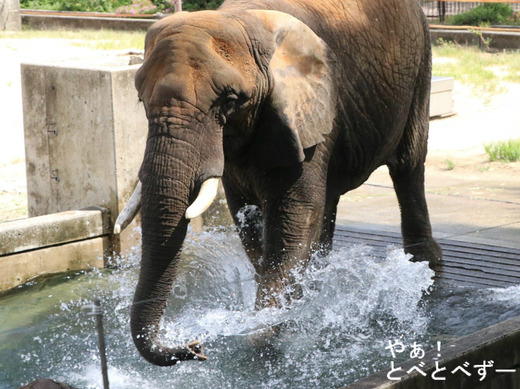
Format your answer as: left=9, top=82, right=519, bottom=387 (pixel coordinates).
left=1, top=227, right=519, bottom=388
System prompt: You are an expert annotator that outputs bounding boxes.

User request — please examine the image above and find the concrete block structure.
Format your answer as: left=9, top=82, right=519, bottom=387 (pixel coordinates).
left=0, top=0, right=21, bottom=31
left=22, top=54, right=147, bottom=257
left=0, top=208, right=109, bottom=290
left=430, top=76, right=454, bottom=118
left=4, top=52, right=230, bottom=291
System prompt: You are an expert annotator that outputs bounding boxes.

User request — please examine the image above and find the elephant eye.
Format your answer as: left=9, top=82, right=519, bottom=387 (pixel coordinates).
left=222, top=94, right=238, bottom=117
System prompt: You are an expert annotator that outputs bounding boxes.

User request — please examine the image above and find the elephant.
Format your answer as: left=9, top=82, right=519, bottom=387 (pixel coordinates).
left=115, top=0, right=443, bottom=366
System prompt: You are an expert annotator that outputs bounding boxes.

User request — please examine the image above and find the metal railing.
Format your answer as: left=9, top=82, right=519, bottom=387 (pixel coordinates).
left=419, top=1, right=520, bottom=22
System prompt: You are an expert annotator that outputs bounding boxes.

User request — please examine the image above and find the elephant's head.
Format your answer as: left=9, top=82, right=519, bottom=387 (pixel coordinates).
left=127, top=9, right=335, bottom=366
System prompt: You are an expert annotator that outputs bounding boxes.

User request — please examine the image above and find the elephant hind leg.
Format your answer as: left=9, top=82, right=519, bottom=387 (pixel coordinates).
left=388, top=42, right=441, bottom=267
left=388, top=162, right=442, bottom=267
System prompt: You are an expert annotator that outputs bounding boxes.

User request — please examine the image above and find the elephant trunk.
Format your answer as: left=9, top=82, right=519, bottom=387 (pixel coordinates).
left=130, top=124, right=219, bottom=366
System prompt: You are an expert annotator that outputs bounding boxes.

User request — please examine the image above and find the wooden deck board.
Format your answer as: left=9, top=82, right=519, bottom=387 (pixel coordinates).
left=334, top=225, right=520, bottom=289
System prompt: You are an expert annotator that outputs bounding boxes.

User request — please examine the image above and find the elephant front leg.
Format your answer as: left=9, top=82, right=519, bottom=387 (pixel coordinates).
left=389, top=163, right=442, bottom=267
left=318, top=196, right=340, bottom=255
left=255, top=200, right=324, bottom=310
left=224, top=187, right=264, bottom=273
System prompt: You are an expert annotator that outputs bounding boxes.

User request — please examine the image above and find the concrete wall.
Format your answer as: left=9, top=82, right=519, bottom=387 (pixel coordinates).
left=1, top=53, right=148, bottom=291
left=22, top=14, right=153, bottom=31
left=430, top=76, right=454, bottom=118
left=1, top=0, right=21, bottom=31
left=431, top=29, right=520, bottom=51
left=0, top=208, right=109, bottom=290
left=22, top=55, right=147, bottom=257
left=1, top=52, right=233, bottom=292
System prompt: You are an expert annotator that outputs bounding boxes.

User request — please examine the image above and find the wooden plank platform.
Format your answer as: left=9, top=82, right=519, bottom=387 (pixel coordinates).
left=334, top=225, right=520, bottom=289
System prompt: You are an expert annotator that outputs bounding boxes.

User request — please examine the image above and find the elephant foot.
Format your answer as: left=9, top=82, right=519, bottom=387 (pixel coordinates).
left=406, top=238, right=443, bottom=269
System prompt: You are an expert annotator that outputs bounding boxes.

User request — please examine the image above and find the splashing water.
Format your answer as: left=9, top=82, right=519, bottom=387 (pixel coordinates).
left=1, top=227, right=519, bottom=389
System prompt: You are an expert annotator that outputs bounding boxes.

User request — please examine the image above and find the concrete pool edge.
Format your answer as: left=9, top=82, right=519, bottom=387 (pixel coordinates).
left=0, top=208, right=110, bottom=291
left=344, top=314, right=520, bottom=388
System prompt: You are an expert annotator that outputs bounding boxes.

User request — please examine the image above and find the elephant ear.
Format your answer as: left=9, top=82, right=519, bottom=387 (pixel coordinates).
left=248, top=10, right=335, bottom=169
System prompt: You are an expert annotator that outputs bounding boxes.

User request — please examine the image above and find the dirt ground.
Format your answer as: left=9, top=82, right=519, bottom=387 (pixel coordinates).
left=424, top=81, right=520, bottom=209
left=0, top=38, right=519, bottom=244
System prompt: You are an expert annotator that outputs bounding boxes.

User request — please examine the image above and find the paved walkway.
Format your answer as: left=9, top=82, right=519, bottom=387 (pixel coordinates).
left=337, top=164, right=520, bottom=249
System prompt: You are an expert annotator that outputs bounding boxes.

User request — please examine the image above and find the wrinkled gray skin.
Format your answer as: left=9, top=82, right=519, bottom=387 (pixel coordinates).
left=131, top=0, right=442, bottom=366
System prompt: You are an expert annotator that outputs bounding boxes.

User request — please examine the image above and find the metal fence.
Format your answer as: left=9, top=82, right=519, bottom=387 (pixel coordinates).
left=419, top=1, right=520, bottom=22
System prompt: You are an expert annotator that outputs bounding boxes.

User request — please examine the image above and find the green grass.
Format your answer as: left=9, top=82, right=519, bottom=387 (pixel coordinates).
left=445, top=158, right=456, bottom=170
left=432, top=41, right=520, bottom=96
left=484, top=139, right=520, bottom=162
left=0, top=27, right=145, bottom=51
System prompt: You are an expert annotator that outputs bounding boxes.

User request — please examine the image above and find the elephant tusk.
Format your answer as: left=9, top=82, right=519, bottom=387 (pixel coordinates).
left=114, top=181, right=142, bottom=234
left=185, top=178, right=219, bottom=220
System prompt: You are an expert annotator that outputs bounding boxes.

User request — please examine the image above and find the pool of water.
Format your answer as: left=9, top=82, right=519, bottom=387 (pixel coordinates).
left=1, top=227, right=520, bottom=389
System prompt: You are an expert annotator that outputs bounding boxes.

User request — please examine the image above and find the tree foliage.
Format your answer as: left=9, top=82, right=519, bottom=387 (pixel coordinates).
left=451, top=3, right=514, bottom=26
left=182, top=0, right=224, bottom=11
left=20, top=0, right=126, bottom=12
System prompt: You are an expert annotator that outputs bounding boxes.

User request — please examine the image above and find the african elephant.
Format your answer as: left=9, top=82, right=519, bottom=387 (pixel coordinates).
left=115, top=0, right=442, bottom=366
